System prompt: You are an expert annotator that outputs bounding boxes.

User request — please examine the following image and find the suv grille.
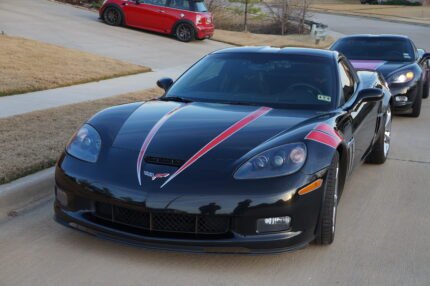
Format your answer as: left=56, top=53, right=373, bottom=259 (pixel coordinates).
left=94, top=202, right=230, bottom=235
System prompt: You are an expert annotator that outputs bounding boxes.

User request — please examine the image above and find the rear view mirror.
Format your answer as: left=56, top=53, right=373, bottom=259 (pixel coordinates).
left=157, top=77, right=173, bottom=91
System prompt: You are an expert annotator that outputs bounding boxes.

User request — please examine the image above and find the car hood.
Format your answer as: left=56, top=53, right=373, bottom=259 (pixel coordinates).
left=350, top=60, right=412, bottom=78
left=113, top=101, right=320, bottom=159
left=110, top=101, right=324, bottom=190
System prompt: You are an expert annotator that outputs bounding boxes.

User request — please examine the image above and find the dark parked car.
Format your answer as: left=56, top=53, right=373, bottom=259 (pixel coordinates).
left=54, top=47, right=391, bottom=253
left=331, top=34, right=430, bottom=117
left=99, top=0, right=214, bottom=42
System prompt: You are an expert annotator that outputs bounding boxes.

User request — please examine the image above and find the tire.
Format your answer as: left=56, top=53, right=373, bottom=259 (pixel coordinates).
left=360, top=0, right=367, bottom=3
left=423, top=81, right=429, bottom=99
left=103, top=7, right=123, bottom=26
left=365, top=107, right=392, bottom=164
left=315, top=152, right=339, bottom=245
left=410, top=89, right=422, bottom=117
left=175, top=23, right=195, bottom=42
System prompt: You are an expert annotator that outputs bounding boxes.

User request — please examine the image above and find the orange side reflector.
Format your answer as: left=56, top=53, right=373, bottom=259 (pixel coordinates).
left=298, top=179, right=323, bottom=196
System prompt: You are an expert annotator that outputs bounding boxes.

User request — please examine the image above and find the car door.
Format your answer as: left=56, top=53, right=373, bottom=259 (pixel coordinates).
left=123, top=0, right=167, bottom=32
left=337, top=59, right=379, bottom=171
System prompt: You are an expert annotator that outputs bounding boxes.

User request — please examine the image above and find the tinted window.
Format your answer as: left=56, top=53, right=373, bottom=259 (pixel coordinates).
left=144, top=0, right=167, bottom=6
left=338, top=61, right=355, bottom=102
left=166, top=53, right=337, bottom=110
left=168, top=0, right=191, bottom=10
left=194, top=1, right=207, bottom=12
left=332, top=37, right=415, bottom=62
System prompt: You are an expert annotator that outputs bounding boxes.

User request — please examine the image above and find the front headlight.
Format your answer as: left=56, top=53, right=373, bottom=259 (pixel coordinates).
left=66, top=124, right=102, bottom=163
left=234, top=143, right=307, bottom=180
left=389, top=71, right=414, bottom=84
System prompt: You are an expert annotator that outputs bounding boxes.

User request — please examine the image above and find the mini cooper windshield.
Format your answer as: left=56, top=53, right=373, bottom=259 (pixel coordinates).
left=165, top=53, right=337, bottom=110
left=331, top=37, right=415, bottom=62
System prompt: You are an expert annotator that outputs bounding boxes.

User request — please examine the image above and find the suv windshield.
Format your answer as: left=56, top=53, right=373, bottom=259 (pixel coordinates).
left=332, top=37, right=415, bottom=62
left=166, top=53, right=336, bottom=110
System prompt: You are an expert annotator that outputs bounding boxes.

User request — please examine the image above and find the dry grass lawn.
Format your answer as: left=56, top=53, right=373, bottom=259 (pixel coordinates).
left=213, top=29, right=334, bottom=49
left=0, top=35, right=151, bottom=97
left=0, top=88, right=163, bottom=184
left=309, top=4, right=430, bottom=24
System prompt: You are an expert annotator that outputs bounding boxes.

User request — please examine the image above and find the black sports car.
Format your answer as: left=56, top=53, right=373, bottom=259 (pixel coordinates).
left=331, top=34, right=430, bottom=117
left=55, top=47, right=392, bottom=253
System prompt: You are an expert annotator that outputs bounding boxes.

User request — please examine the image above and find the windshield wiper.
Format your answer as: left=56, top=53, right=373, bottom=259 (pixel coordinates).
left=160, top=96, right=193, bottom=103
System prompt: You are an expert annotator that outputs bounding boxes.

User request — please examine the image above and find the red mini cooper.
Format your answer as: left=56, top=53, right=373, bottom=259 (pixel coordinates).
left=100, top=0, right=214, bottom=42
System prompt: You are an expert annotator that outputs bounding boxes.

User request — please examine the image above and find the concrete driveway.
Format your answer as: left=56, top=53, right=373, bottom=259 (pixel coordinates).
left=1, top=1, right=430, bottom=285
left=1, top=101, right=430, bottom=286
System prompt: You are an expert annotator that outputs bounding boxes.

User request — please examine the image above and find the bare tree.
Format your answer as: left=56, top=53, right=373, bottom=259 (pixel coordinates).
left=262, top=0, right=310, bottom=35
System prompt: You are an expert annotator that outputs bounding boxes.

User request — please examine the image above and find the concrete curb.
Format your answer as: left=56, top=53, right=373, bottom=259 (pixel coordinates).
left=310, top=9, right=430, bottom=28
left=0, top=167, right=54, bottom=220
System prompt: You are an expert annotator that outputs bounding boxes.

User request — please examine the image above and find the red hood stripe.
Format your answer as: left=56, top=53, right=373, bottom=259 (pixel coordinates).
left=314, top=123, right=343, bottom=142
left=137, top=104, right=188, bottom=186
left=160, top=106, right=272, bottom=189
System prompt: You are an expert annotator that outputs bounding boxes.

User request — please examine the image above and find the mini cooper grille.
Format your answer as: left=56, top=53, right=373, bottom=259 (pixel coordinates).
left=144, top=156, right=184, bottom=167
left=94, top=202, right=230, bottom=235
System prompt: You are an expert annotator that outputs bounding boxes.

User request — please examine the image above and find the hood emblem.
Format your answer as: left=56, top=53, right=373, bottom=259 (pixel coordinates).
left=144, top=171, right=170, bottom=181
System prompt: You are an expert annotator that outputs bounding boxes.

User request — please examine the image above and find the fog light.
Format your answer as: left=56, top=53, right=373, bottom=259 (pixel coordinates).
left=395, top=95, right=408, bottom=102
left=256, top=216, right=291, bottom=233
left=56, top=187, right=68, bottom=207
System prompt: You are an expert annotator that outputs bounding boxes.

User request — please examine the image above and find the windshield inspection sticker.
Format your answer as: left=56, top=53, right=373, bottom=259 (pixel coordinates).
left=317, top=94, right=331, bottom=102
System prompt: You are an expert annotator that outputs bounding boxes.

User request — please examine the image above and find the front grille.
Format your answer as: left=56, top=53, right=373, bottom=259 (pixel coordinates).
left=144, top=156, right=184, bottom=167
left=94, top=202, right=230, bottom=235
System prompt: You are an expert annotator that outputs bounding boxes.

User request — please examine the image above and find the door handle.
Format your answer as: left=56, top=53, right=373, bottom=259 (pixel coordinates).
left=158, top=10, right=166, bottom=13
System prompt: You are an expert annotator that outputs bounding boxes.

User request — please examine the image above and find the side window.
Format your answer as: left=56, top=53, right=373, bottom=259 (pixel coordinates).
left=168, top=0, right=191, bottom=10
left=338, top=61, right=355, bottom=103
left=144, top=0, right=167, bottom=6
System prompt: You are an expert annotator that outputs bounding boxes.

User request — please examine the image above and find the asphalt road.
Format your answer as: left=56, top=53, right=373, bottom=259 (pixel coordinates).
left=1, top=1, right=430, bottom=286
left=312, top=12, right=430, bottom=51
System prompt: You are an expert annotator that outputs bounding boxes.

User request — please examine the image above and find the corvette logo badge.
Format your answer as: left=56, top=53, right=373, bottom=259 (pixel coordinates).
left=143, top=171, right=170, bottom=181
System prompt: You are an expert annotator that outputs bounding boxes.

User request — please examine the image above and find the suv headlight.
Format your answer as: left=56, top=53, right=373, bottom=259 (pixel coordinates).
left=389, top=71, right=414, bottom=84
left=66, top=124, right=102, bottom=163
left=234, top=143, right=307, bottom=180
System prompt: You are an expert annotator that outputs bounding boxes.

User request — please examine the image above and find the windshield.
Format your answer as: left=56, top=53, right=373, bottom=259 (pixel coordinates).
left=332, top=37, right=415, bottom=62
left=166, top=53, right=336, bottom=111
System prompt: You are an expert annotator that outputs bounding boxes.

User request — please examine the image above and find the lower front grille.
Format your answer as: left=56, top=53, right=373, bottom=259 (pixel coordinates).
left=94, top=202, right=230, bottom=235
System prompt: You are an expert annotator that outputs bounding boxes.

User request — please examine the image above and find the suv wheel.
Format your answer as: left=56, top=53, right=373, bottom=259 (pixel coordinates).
left=103, top=7, right=122, bottom=26
left=175, top=23, right=195, bottom=42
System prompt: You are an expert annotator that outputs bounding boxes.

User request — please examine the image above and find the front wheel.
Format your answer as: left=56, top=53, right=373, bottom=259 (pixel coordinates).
left=410, top=89, right=422, bottom=117
left=175, top=23, right=195, bottom=42
left=103, top=7, right=123, bottom=26
left=365, top=107, right=392, bottom=164
left=315, top=152, right=339, bottom=245
left=423, top=81, right=429, bottom=99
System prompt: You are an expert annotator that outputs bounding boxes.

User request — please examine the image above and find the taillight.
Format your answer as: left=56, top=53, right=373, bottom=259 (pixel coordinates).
left=196, top=15, right=212, bottom=25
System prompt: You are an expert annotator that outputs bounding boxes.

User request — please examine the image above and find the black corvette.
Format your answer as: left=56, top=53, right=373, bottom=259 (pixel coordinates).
left=331, top=35, right=430, bottom=117
left=55, top=47, right=392, bottom=253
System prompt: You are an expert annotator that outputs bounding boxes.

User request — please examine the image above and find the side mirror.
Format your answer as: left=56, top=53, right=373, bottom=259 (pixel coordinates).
left=156, top=77, right=173, bottom=91
left=345, top=88, right=383, bottom=111
left=420, top=52, right=430, bottom=65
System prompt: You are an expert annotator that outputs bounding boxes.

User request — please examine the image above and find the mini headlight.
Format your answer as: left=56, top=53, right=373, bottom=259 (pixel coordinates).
left=234, top=143, right=307, bottom=180
left=66, top=124, right=102, bottom=163
left=389, top=71, right=414, bottom=84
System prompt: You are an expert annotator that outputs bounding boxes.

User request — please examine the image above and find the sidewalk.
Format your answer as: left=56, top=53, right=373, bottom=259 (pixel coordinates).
left=0, top=66, right=185, bottom=118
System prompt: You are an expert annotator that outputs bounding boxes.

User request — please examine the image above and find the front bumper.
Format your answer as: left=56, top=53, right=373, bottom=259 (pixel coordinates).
left=54, top=159, right=326, bottom=254
left=390, top=81, right=420, bottom=114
